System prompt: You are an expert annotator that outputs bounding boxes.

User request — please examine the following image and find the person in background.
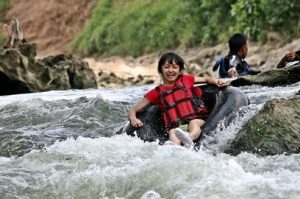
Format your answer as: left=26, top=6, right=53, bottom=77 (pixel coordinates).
left=128, top=52, right=227, bottom=149
left=276, top=50, right=300, bottom=68
left=213, top=33, right=261, bottom=78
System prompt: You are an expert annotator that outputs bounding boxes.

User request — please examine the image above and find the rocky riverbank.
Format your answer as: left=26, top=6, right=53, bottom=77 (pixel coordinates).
left=0, top=40, right=97, bottom=95
left=2, top=1, right=300, bottom=89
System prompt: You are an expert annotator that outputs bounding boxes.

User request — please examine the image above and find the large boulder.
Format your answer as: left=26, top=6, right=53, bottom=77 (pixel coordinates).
left=0, top=42, right=97, bottom=95
left=224, top=96, right=300, bottom=156
left=230, top=63, right=300, bottom=87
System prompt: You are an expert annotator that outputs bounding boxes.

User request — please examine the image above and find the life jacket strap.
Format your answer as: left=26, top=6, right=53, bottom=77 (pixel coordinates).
left=161, top=97, right=194, bottom=112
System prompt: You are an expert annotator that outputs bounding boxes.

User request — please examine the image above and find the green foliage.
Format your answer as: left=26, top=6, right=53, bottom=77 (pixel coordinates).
left=231, top=0, right=300, bottom=41
left=72, top=0, right=193, bottom=57
left=71, top=0, right=300, bottom=57
left=0, top=34, right=6, bottom=46
left=0, top=0, right=10, bottom=21
left=0, top=0, right=10, bottom=46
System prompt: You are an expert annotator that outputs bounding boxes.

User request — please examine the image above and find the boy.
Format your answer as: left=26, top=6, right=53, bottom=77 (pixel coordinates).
left=213, top=33, right=261, bottom=78
left=128, top=52, right=227, bottom=148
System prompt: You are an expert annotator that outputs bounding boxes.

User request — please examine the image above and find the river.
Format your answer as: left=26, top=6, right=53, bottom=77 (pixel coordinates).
left=0, top=83, right=300, bottom=199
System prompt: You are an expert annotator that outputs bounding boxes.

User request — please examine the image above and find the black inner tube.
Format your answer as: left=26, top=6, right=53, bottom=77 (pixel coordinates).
left=121, top=85, right=249, bottom=145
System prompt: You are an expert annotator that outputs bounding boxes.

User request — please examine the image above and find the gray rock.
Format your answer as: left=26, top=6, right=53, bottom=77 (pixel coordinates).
left=224, top=96, right=300, bottom=156
left=230, top=63, right=300, bottom=87
left=0, top=42, right=97, bottom=95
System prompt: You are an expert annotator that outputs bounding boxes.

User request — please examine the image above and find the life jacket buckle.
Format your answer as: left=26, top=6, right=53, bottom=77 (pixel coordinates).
left=192, top=98, right=204, bottom=107
left=169, top=102, right=176, bottom=107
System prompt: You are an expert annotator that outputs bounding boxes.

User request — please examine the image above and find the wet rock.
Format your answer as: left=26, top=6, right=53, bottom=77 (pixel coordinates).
left=224, top=96, right=300, bottom=156
left=230, top=63, right=300, bottom=87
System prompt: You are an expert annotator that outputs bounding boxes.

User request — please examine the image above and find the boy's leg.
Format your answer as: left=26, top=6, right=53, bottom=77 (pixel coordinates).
left=174, top=128, right=194, bottom=148
left=168, top=128, right=181, bottom=145
left=188, top=119, right=205, bottom=141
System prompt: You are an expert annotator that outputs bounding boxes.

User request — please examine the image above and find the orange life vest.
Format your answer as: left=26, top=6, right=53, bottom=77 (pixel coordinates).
left=156, top=77, right=209, bottom=130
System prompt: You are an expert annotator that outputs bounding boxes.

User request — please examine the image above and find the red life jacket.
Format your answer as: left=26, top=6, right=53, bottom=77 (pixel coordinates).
left=156, top=77, right=209, bottom=130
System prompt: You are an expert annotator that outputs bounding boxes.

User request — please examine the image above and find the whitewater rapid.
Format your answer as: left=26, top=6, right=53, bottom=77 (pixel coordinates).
left=0, top=83, right=299, bottom=198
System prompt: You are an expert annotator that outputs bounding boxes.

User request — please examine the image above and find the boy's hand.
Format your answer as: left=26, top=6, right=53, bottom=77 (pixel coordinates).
left=216, top=79, right=228, bottom=87
left=130, top=118, right=144, bottom=128
left=228, top=67, right=238, bottom=77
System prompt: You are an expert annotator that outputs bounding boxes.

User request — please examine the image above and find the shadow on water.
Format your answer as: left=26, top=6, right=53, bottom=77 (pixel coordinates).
left=0, top=96, right=130, bottom=157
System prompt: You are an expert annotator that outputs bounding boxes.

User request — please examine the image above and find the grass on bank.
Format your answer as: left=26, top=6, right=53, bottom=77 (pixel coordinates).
left=0, top=0, right=11, bottom=46
left=70, top=0, right=299, bottom=57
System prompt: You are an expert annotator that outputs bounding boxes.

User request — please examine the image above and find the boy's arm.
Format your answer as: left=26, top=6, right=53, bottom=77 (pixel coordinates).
left=228, top=67, right=238, bottom=77
left=128, top=98, right=151, bottom=127
left=194, top=76, right=228, bottom=87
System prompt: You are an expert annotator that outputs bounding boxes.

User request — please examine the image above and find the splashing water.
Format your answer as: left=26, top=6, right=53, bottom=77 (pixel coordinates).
left=0, top=83, right=299, bottom=198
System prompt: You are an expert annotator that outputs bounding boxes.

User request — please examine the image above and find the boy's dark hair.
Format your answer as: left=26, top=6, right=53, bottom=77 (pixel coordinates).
left=228, top=33, right=247, bottom=54
left=157, top=52, right=185, bottom=74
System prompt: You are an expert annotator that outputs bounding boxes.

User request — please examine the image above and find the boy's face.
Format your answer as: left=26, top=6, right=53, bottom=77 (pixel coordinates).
left=240, top=43, right=248, bottom=58
left=161, top=61, right=181, bottom=85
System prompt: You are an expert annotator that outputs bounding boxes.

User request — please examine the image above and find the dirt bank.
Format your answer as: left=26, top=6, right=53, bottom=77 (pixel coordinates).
left=6, top=0, right=97, bottom=57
